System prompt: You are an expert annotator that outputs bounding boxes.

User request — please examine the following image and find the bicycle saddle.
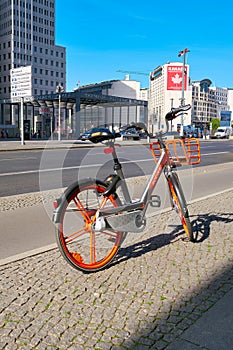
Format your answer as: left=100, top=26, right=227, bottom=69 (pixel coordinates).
left=88, top=128, right=121, bottom=143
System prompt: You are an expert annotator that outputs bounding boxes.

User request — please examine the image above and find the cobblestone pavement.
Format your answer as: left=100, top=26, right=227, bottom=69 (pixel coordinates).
left=1, top=190, right=233, bottom=349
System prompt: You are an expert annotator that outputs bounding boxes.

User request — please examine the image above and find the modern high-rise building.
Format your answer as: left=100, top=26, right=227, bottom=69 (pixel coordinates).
left=149, top=62, right=232, bottom=133
left=149, top=62, right=192, bottom=132
left=191, top=79, right=230, bottom=126
left=0, top=0, right=66, bottom=101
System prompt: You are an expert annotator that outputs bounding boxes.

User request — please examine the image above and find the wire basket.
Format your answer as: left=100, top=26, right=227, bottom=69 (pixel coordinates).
left=150, top=138, right=201, bottom=165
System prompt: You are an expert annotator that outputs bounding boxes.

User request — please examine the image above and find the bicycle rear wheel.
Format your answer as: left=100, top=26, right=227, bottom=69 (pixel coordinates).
left=55, top=179, right=125, bottom=272
left=167, top=173, right=194, bottom=242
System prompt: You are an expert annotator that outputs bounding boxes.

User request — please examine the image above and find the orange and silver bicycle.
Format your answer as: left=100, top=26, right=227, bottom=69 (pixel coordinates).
left=53, top=104, right=200, bottom=272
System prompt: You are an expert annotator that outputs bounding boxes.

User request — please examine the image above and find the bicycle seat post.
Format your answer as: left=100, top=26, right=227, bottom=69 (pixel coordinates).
left=108, top=141, right=132, bottom=203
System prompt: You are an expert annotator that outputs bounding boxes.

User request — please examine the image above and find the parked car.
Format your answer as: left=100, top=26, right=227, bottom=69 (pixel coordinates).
left=214, top=127, right=232, bottom=139
left=163, top=131, right=181, bottom=140
left=120, top=128, right=140, bottom=141
left=79, top=127, right=110, bottom=141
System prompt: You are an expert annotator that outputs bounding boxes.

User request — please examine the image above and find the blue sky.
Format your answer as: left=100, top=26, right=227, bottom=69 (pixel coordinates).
left=56, top=0, right=233, bottom=91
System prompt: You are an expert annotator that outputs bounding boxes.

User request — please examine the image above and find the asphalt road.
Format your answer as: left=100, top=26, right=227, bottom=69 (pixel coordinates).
left=0, top=140, right=232, bottom=197
left=0, top=138, right=232, bottom=260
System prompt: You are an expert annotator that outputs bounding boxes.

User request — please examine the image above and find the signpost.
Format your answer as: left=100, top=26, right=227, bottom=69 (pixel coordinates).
left=10, top=66, right=32, bottom=98
left=10, top=66, right=32, bottom=145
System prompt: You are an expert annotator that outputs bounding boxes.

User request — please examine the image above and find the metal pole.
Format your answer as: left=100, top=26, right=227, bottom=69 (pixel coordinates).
left=178, top=48, right=190, bottom=136
left=58, top=92, right=61, bottom=141
left=20, top=97, right=24, bottom=145
left=170, top=98, right=174, bottom=131
left=50, top=114, right=53, bottom=140
left=56, top=83, right=64, bottom=141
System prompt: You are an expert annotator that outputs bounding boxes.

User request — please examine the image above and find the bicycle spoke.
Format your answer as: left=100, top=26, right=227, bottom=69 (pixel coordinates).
left=90, top=231, right=96, bottom=264
left=56, top=180, right=125, bottom=272
left=64, top=227, right=89, bottom=244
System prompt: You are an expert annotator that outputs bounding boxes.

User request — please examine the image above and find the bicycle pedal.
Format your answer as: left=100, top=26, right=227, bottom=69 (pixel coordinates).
left=149, top=195, right=161, bottom=208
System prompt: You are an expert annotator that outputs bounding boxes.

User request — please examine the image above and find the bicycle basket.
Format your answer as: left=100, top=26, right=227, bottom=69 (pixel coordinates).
left=150, top=138, right=200, bottom=165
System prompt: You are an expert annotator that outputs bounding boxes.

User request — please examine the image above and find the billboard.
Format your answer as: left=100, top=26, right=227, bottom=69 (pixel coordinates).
left=167, top=65, right=188, bottom=91
left=11, top=66, right=32, bottom=98
left=220, top=111, right=232, bottom=127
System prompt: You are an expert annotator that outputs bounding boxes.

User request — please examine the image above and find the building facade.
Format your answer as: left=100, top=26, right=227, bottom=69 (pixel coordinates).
left=75, top=78, right=148, bottom=132
left=149, top=62, right=232, bottom=133
left=191, top=79, right=230, bottom=127
left=149, top=62, right=192, bottom=132
left=227, top=89, right=233, bottom=123
left=0, top=0, right=66, bottom=101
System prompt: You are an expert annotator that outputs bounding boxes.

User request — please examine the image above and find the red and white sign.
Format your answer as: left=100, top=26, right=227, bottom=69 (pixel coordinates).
left=167, top=65, right=188, bottom=91
left=39, top=107, right=51, bottom=115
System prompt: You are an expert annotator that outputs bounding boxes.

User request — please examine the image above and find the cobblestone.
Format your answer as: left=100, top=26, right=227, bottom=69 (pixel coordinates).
left=0, top=190, right=233, bottom=349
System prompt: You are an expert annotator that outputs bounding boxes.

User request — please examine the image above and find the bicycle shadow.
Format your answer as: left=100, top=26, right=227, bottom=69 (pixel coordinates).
left=112, top=212, right=233, bottom=267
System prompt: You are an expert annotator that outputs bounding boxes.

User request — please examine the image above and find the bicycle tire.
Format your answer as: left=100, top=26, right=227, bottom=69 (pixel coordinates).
left=167, top=173, right=194, bottom=242
left=55, top=178, right=126, bottom=272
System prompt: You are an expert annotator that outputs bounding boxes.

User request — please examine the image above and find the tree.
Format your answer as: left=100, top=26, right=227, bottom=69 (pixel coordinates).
left=211, top=118, right=220, bottom=131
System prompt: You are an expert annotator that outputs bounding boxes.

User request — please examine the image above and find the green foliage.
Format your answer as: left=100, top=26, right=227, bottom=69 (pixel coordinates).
left=211, top=118, right=220, bottom=131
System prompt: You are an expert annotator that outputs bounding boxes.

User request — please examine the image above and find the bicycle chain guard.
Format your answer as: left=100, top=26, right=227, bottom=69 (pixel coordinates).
left=105, top=210, right=146, bottom=233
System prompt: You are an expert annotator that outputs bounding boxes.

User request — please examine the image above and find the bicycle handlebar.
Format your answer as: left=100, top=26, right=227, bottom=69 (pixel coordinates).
left=165, top=104, right=191, bottom=121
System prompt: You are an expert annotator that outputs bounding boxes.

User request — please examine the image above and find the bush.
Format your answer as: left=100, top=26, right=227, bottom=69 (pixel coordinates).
left=211, top=118, right=220, bottom=131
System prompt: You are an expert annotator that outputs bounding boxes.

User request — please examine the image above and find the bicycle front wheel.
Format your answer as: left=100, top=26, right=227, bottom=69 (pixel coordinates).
left=167, top=173, right=194, bottom=242
left=55, top=179, right=125, bottom=272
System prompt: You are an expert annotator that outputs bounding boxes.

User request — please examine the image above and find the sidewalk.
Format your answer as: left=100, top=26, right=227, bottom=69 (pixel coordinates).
left=0, top=138, right=148, bottom=152
left=0, top=138, right=99, bottom=152
left=1, top=136, right=232, bottom=152
left=0, top=188, right=233, bottom=349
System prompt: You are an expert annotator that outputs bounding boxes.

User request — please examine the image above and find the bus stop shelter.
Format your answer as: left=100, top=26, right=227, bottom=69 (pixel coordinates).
left=0, top=90, right=148, bottom=140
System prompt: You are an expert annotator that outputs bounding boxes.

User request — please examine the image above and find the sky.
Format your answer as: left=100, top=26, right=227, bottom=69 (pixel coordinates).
left=56, top=0, right=233, bottom=92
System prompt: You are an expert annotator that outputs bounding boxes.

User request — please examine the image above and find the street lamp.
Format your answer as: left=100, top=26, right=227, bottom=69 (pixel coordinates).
left=170, top=98, right=174, bottom=131
left=178, top=48, right=190, bottom=136
left=56, top=83, right=64, bottom=141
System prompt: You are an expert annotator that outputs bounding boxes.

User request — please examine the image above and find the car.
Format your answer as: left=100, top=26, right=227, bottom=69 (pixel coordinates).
left=79, top=127, right=110, bottom=141
left=214, top=127, right=232, bottom=139
left=163, top=131, right=181, bottom=140
left=120, top=128, right=140, bottom=141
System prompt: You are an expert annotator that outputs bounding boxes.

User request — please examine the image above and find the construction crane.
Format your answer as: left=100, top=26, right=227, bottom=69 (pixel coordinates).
left=116, top=69, right=149, bottom=76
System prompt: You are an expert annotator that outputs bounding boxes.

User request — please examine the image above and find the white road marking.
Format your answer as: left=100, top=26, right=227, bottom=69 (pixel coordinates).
left=0, top=151, right=231, bottom=177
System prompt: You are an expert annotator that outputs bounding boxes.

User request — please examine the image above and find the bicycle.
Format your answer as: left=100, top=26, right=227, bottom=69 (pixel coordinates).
left=53, top=104, right=200, bottom=272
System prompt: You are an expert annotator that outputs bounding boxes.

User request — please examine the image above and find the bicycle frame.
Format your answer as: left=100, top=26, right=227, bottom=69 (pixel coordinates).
left=53, top=104, right=196, bottom=272
left=98, top=138, right=171, bottom=221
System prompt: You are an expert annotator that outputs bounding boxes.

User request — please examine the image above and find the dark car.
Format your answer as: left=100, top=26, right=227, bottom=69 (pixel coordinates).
left=79, top=127, right=109, bottom=141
